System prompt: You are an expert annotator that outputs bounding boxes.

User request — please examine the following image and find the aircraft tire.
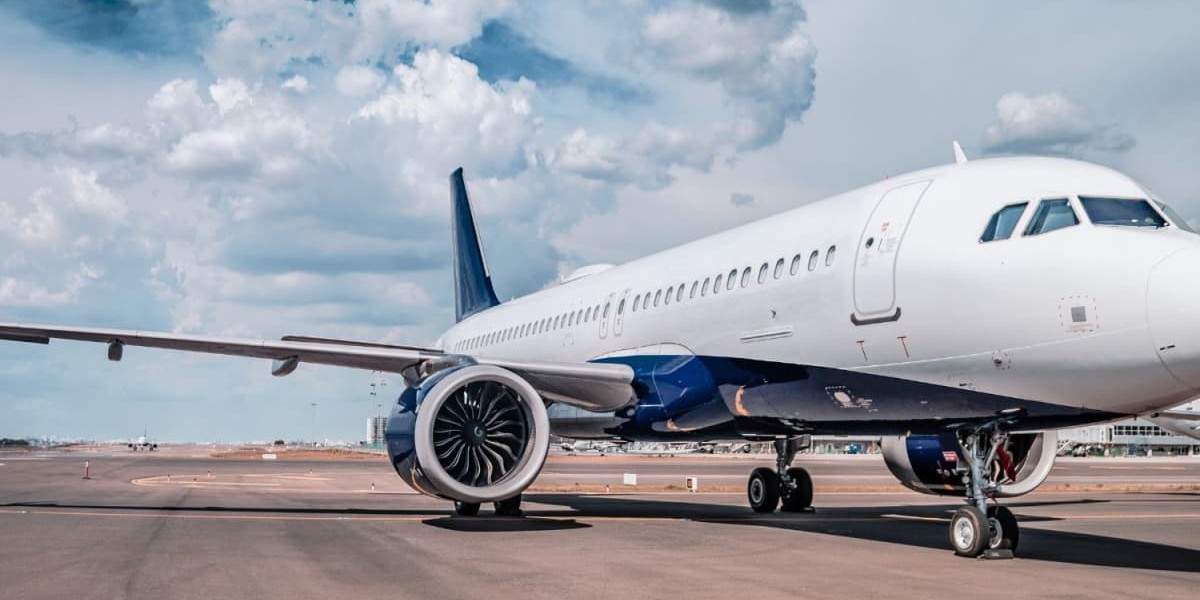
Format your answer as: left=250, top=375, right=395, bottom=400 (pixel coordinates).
left=950, top=505, right=988, bottom=557
left=748, top=467, right=780, bottom=513
left=780, top=467, right=813, bottom=511
left=987, top=505, right=1019, bottom=553
left=494, top=495, right=523, bottom=517
left=454, top=501, right=480, bottom=516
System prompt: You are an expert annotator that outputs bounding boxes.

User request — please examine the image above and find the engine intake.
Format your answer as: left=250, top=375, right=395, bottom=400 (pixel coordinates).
left=881, top=430, right=1057, bottom=498
left=385, top=364, right=549, bottom=503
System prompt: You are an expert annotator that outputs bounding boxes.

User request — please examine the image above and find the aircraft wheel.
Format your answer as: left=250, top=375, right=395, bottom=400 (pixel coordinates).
left=950, top=505, right=988, bottom=557
left=494, top=495, right=523, bottom=517
left=748, top=467, right=780, bottom=513
left=780, top=467, right=813, bottom=512
left=453, top=501, right=480, bottom=516
left=986, top=505, right=1019, bottom=552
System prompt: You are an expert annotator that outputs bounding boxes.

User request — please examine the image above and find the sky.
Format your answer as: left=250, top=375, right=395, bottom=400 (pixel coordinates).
left=2, top=0, right=1199, bottom=442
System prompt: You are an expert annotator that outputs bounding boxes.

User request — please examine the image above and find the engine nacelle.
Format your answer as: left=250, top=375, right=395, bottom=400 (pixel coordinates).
left=881, top=430, right=1057, bottom=498
left=385, top=364, right=550, bottom=503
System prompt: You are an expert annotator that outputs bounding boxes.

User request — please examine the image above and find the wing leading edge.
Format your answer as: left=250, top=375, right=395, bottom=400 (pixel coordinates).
left=0, top=322, right=635, bottom=412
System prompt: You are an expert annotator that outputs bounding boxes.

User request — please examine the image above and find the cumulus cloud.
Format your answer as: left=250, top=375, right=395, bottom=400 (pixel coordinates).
left=639, top=0, right=816, bottom=150
left=0, top=1, right=828, bottom=440
left=548, top=125, right=714, bottom=191
left=335, top=66, right=386, bottom=98
left=0, top=0, right=214, bottom=57
left=355, top=49, right=538, bottom=177
left=981, top=91, right=1135, bottom=156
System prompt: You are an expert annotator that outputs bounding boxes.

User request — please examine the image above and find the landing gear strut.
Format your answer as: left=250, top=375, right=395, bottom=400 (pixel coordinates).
left=951, top=419, right=1021, bottom=558
left=747, top=437, right=813, bottom=513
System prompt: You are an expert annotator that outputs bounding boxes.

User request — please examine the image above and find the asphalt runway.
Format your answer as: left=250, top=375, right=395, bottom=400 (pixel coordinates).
left=3, top=451, right=1200, bottom=599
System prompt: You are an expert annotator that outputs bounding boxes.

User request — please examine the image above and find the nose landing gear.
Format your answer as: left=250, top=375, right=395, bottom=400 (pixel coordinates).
left=746, top=437, right=813, bottom=513
left=951, top=421, right=1021, bottom=558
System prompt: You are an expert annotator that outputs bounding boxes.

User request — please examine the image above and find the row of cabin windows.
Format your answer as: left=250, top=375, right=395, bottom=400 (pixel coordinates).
left=455, top=301, right=605, bottom=352
left=452, top=244, right=838, bottom=352
left=628, top=246, right=837, bottom=315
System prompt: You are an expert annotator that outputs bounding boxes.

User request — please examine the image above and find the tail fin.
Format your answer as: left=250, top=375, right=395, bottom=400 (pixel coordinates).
left=450, top=168, right=500, bottom=322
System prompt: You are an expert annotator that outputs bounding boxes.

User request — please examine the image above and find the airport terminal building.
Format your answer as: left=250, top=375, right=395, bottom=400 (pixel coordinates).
left=1059, top=418, right=1199, bottom=456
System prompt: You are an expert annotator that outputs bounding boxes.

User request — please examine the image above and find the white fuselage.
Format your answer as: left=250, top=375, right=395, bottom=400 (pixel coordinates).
left=437, top=157, right=1200, bottom=425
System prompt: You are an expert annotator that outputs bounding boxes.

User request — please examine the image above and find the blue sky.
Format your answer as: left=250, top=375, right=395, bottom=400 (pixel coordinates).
left=2, top=1, right=1199, bottom=442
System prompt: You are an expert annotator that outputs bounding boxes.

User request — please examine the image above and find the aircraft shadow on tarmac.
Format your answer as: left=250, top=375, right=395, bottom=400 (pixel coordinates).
left=8, top=495, right=1199, bottom=571
left=521, top=494, right=1200, bottom=573
left=3, top=502, right=438, bottom=517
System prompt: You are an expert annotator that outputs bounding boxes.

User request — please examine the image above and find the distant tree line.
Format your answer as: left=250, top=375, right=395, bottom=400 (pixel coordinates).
left=0, top=438, right=31, bottom=447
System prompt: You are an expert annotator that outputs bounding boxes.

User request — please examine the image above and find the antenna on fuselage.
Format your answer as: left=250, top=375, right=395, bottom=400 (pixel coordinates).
left=952, top=140, right=968, bottom=165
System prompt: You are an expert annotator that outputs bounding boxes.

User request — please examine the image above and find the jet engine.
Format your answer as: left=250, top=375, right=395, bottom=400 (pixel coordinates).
left=881, top=430, right=1057, bottom=497
left=385, top=364, right=550, bottom=503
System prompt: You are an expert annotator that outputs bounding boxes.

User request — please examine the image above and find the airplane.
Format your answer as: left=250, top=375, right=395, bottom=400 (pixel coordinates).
left=127, top=431, right=158, bottom=452
left=1149, top=399, right=1200, bottom=440
left=4, top=147, right=1200, bottom=558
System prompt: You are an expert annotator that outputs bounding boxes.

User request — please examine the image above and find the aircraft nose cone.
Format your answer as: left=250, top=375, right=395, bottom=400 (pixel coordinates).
left=1148, top=247, right=1200, bottom=389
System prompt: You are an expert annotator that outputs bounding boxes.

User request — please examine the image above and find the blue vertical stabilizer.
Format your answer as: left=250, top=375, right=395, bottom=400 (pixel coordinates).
left=450, top=168, right=501, bottom=322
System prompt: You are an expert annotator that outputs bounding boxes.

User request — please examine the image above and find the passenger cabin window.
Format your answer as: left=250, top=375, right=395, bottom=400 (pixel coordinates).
left=665, top=286, right=674, bottom=305
left=632, top=295, right=640, bottom=312
left=1024, top=198, right=1078, bottom=236
left=808, top=250, right=819, bottom=271
left=617, top=299, right=625, bottom=314
left=757, top=263, right=769, bottom=283
left=676, top=285, right=684, bottom=303
left=702, top=277, right=711, bottom=296
left=714, top=274, right=723, bottom=293
left=790, top=254, right=802, bottom=275
left=1080, top=197, right=1166, bottom=228
left=825, top=245, right=837, bottom=266
left=740, top=267, right=752, bottom=288
left=774, top=258, right=784, bottom=279
left=980, top=202, right=1028, bottom=242
left=690, top=281, right=699, bottom=298
left=654, top=290, right=662, bottom=306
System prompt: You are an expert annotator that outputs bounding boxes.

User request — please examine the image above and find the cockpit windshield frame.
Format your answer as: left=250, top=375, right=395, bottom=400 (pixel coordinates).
left=1023, top=198, right=1079, bottom=237
left=1078, top=196, right=1167, bottom=229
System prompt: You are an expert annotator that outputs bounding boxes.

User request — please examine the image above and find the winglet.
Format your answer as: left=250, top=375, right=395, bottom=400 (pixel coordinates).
left=953, top=140, right=968, bottom=165
left=450, top=168, right=501, bottom=323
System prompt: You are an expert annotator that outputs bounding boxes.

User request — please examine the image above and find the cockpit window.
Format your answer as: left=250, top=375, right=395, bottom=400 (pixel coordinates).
left=1155, top=201, right=1196, bottom=233
left=980, top=202, right=1027, bottom=242
left=1024, top=198, right=1078, bottom=236
left=1079, top=197, right=1166, bottom=228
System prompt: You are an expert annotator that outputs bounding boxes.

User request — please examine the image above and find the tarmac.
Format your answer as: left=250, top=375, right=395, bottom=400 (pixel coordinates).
left=2, top=449, right=1200, bottom=599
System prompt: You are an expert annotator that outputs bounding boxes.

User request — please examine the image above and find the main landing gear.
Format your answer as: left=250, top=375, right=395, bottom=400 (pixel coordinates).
left=950, top=420, right=1021, bottom=558
left=747, top=437, right=813, bottom=513
left=453, top=494, right=523, bottom=517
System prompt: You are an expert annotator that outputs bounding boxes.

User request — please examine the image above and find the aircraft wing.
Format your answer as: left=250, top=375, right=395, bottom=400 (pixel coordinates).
left=1150, top=409, right=1200, bottom=422
left=0, top=322, right=635, bottom=412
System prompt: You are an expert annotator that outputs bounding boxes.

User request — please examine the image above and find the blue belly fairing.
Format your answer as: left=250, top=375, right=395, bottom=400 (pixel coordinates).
left=581, top=355, right=1121, bottom=439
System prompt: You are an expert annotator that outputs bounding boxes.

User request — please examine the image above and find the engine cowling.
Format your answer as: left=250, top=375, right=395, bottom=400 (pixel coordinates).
left=881, top=430, right=1057, bottom=498
left=385, top=364, right=550, bottom=503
